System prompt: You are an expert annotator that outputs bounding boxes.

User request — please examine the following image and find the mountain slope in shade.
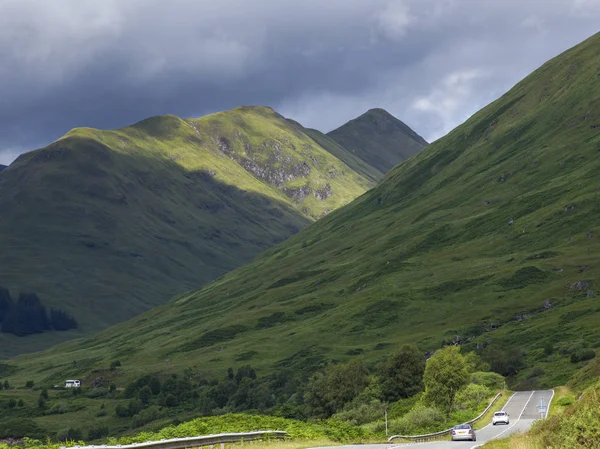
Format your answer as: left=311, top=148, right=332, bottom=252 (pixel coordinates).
left=0, top=164, right=6, bottom=171
left=0, top=106, right=375, bottom=357
left=327, top=108, right=428, bottom=175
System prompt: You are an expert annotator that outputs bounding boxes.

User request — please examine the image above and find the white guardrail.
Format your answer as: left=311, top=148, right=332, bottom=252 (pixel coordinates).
left=388, top=392, right=503, bottom=443
left=60, top=430, right=289, bottom=449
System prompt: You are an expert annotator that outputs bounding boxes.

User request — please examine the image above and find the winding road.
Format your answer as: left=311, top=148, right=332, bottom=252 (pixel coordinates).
left=311, top=390, right=554, bottom=449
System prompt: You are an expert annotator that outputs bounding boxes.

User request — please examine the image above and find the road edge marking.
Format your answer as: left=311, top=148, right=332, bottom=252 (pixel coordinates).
left=478, top=391, right=517, bottom=432
left=489, top=390, right=535, bottom=441
left=545, top=389, right=555, bottom=418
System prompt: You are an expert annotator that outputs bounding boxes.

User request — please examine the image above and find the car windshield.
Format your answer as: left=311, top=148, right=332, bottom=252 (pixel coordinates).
left=495, top=412, right=507, bottom=416
left=454, top=424, right=471, bottom=429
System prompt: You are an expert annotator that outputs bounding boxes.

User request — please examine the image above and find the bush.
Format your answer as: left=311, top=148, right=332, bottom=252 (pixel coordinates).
left=25, top=380, right=35, bottom=388
left=389, top=405, right=446, bottom=435
left=333, top=399, right=384, bottom=425
left=0, top=418, right=46, bottom=439
left=470, top=371, right=505, bottom=390
left=165, top=394, right=178, bottom=407
left=454, top=383, right=491, bottom=411
left=131, top=406, right=161, bottom=428
left=115, top=404, right=130, bottom=417
left=556, top=396, right=575, bottom=407
left=57, top=427, right=83, bottom=442
left=571, top=349, right=596, bottom=363
left=88, top=425, right=109, bottom=440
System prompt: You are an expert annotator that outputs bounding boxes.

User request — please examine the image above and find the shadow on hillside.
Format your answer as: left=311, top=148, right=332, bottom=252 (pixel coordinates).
left=0, top=137, right=311, bottom=358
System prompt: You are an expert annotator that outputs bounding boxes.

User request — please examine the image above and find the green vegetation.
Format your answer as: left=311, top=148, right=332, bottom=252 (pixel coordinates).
left=0, top=346, right=502, bottom=441
left=8, top=32, right=600, bottom=393
left=327, top=108, right=428, bottom=175
left=423, top=346, right=470, bottom=416
left=0, top=106, right=383, bottom=357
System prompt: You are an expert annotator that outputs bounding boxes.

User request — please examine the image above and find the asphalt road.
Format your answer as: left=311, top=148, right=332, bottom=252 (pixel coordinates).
left=310, top=390, right=554, bottom=449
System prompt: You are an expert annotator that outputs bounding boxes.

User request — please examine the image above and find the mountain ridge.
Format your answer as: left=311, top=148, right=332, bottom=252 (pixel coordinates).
left=8, top=31, right=600, bottom=389
left=327, top=108, right=428, bottom=174
left=0, top=105, right=395, bottom=357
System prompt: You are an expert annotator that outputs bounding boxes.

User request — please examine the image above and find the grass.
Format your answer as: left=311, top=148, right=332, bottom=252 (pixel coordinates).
left=0, top=106, right=376, bottom=358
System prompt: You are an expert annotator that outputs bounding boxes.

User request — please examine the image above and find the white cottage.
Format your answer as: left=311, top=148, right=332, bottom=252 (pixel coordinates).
left=65, top=379, right=81, bottom=388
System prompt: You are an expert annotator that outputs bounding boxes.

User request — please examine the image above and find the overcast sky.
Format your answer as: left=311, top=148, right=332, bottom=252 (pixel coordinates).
left=0, top=0, right=598, bottom=165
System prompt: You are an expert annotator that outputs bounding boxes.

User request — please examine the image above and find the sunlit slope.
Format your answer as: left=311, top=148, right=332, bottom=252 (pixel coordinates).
left=6, top=33, right=600, bottom=388
left=0, top=106, right=374, bottom=357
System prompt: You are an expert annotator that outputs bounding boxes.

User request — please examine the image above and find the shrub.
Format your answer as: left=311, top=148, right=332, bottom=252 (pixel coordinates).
left=454, top=383, right=491, bottom=411
left=571, top=349, right=596, bottom=363
left=25, top=380, right=35, bottom=388
left=131, top=406, right=161, bottom=428
left=138, top=386, right=152, bottom=404
left=470, top=371, right=505, bottom=390
left=556, top=396, right=575, bottom=407
left=0, top=418, right=46, bottom=439
left=165, top=394, right=178, bottom=407
left=333, top=399, right=385, bottom=425
left=88, top=425, right=109, bottom=440
left=57, top=427, right=83, bottom=442
left=389, top=405, right=446, bottom=435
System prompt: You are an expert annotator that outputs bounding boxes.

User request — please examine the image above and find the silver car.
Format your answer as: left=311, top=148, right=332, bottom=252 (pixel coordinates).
left=451, top=423, right=476, bottom=442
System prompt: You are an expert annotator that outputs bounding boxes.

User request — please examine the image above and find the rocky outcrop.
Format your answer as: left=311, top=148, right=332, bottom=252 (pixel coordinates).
left=215, top=134, right=335, bottom=203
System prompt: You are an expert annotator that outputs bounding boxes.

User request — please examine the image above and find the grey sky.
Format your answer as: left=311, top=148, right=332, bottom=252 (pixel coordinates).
left=0, top=0, right=598, bottom=165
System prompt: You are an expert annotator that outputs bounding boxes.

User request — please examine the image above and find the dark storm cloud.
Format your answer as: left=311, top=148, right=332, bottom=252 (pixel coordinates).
left=0, top=0, right=598, bottom=164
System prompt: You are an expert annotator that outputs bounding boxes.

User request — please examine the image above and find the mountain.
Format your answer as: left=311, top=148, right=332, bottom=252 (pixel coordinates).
left=327, top=108, right=428, bottom=176
left=12, top=31, right=600, bottom=389
left=0, top=164, right=6, bottom=171
left=0, top=106, right=376, bottom=357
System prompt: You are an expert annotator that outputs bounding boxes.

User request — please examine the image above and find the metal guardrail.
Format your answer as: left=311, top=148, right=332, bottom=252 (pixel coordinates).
left=60, top=430, right=288, bottom=449
left=388, top=392, right=503, bottom=442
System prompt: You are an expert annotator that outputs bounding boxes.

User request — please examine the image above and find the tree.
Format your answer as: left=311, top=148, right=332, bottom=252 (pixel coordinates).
left=49, top=308, right=78, bottom=331
left=423, top=346, right=470, bottom=416
left=480, top=346, right=524, bottom=376
left=0, top=292, right=50, bottom=335
left=0, top=286, right=13, bottom=324
left=379, top=344, right=426, bottom=401
left=138, top=386, right=152, bottom=404
left=306, top=359, right=369, bottom=417
left=148, top=377, right=161, bottom=395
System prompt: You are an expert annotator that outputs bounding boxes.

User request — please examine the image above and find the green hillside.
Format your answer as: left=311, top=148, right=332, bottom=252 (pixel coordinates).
left=2, top=31, right=600, bottom=438
left=327, top=108, right=428, bottom=174
left=0, top=106, right=375, bottom=357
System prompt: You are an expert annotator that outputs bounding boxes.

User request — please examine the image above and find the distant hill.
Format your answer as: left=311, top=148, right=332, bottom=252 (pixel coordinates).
left=0, top=164, right=6, bottom=171
left=13, top=31, right=600, bottom=393
left=327, top=108, right=428, bottom=175
left=0, top=106, right=375, bottom=357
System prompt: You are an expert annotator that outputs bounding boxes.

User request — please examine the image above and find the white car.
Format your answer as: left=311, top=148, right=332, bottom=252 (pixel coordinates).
left=492, top=411, right=510, bottom=425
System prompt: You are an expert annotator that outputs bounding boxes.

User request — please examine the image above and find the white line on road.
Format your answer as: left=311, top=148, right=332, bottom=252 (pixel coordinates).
left=545, top=389, right=555, bottom=418
left=477, top=391, right=517, bottom=433
left=489, top=390, right=536, bottom=442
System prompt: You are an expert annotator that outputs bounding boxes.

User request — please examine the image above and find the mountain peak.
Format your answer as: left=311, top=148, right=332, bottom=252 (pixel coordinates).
left=327, top=108, right=428, bottom=174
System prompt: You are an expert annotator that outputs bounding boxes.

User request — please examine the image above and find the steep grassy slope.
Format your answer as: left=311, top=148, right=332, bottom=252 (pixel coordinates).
left=0, top=106, right=374, bottom=357
left=5, top=33, right=600, bottom=393
left=327, top=108, right=428, bottom=174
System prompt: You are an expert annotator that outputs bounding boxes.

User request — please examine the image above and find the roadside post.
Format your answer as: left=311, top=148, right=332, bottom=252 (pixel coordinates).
left=537, top=398, right=547, bottom=419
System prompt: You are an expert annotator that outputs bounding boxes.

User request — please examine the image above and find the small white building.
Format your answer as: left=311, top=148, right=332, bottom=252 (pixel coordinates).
left=65, top=379, right=81, bottom=388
